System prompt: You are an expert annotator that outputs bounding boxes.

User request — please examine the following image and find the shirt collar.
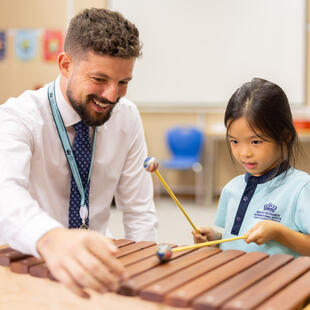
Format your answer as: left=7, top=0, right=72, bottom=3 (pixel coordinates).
left=245, top=162, right=290, bottom=185
left=55, top=76, right=81, bottom=128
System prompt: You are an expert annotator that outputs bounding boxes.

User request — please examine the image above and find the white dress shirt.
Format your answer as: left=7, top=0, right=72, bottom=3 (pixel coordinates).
left=0, top=77, right=158, bottom=256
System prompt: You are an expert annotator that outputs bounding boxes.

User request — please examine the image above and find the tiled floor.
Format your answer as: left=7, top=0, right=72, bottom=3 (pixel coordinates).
left=109, top=196, right=220, bottom=246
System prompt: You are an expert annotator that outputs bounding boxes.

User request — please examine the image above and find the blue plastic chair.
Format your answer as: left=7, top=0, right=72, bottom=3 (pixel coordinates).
left=161, top=126, right=205, bottom=204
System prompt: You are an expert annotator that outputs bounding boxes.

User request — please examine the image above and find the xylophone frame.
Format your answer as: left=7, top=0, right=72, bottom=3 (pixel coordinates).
left=1, top=239, right=310, bottom=310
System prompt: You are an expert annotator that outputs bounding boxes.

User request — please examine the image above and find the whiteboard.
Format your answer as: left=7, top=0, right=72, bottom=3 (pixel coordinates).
left=109, top=0, right=306, bottom=107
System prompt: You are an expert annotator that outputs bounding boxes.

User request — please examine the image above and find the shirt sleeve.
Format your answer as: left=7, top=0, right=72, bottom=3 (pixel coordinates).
left=0, top=107, right=63, bottom=257
left=114, top=106, right=158, bottom=242
left=294, top=181, right=310, bottom=234
left=214, top=186, right=229, bottom=229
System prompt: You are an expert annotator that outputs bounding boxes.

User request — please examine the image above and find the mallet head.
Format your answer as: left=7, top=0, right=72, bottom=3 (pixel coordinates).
left=156, top=243, right=173, bottom=263
left=144, top=157, right=159, bottom=172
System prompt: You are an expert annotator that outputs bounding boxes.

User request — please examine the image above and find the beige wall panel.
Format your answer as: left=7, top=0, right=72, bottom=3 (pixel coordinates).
left=0, top=0, right=66, bottom=28
left=0, top=30, right=58, bottom=103
left=74, top=0, right=106, bottom=14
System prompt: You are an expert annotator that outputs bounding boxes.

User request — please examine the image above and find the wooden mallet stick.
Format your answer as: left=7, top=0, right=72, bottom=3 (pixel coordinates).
left=157, top=235, right=248, bottom=262
left=144, top=157, right=199, bottom=233
left=172, top=235, right=247, bottom=252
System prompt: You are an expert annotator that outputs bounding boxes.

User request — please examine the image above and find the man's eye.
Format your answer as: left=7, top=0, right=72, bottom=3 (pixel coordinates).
left=119, top=80, right=129, bottom=85
left=93, top=78, right=105, bottom=83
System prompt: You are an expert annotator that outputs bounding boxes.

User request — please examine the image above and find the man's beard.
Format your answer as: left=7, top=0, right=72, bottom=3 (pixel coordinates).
left=66, top=89, right=119, bottom=127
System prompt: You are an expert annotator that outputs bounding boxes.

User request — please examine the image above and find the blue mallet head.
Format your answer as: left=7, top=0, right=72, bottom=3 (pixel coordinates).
left=144, top=157, right=159, bottom=172
left=156, top=243, right=173, bottom=263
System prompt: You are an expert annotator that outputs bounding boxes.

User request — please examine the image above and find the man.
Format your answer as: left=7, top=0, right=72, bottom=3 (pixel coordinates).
left=0, top=8, right=158, bottom=297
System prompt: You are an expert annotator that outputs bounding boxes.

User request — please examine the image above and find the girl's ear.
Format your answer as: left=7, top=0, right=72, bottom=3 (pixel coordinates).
left=57, top=52, right=72, bottom=78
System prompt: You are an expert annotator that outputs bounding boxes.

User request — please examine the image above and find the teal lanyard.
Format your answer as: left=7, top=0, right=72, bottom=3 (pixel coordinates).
left=47, top=81, right=97, bottom=209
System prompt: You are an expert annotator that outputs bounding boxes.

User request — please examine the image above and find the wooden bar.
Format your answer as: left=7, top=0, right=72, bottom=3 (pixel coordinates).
left=113, top=239, right=135, bottom=248
left=29, top=262, right=50, bottom=278
left=119, top=244, right=159, bottom=266
left=0, top=249, right=30, bottom=266
left=119, top=247, right=221, bottom=296
left=124, top=247, right=196, bottom=279
left=140, top=249, right=244, bottom=303
left=221, top=256, right=310, bottom=310
left=115, top=241, right=155, bottom=258
left=192, top=254, right=293, bottom=310
left=10, top=256, right=44, bottom=274
left=255, top=269, right=310, bottom=310
left=164, top=251, right=268, bottom=308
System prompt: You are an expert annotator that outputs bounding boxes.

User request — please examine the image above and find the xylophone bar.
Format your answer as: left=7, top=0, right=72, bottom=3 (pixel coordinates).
left=164, top=251, right=268, bottom=308
left=119, top=247, right=221, bottom=296
left=192, top=253, right=293, bottom=309
left=140, top=249, right=245, bottom=302
left=220, top=256, right=310, bottom=310
left=0, top=247, right=30, bottom=266
left=256, top=269, right=310, bottom=310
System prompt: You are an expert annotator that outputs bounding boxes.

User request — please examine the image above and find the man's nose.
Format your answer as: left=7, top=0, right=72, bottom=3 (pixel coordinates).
left=101, top=84, right=118, bottom=103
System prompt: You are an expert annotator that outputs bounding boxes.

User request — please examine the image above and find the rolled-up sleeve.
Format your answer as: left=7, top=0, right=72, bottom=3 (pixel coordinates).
left=0, top=107, right=62, bottom=257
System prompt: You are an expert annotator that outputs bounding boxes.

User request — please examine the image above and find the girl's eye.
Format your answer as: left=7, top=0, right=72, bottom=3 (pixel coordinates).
left=230, top=139, right=238, bottom=144
left=252, top=140, right=261, bottom=145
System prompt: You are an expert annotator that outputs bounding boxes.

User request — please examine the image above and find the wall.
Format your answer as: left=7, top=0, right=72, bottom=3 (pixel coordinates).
left=0, top=0, right=106, bottom=104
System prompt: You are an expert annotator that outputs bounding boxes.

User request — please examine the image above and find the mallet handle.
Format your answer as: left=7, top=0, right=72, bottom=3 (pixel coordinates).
left=172, top=235, right=247, bottom=252
left=155, top=170, right=199, bottom=233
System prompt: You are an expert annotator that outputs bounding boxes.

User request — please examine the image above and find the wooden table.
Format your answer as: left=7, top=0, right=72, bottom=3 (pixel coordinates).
left=0, top=266, right=187, bottom=310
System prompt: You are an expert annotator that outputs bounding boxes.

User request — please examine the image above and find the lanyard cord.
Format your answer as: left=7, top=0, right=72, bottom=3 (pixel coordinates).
left=47, top=81, right=97, bottom=207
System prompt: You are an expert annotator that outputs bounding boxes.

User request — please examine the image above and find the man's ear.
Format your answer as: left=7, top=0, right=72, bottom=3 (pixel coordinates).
left=57, top=52, right=72, bottom=78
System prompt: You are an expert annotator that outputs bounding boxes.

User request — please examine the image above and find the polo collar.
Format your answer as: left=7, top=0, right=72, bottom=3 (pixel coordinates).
left=244, top=162, right=290, bottom=185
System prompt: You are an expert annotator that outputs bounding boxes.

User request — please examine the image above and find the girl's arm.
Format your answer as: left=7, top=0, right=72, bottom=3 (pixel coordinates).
left=245, top=220, right=310, bottom=256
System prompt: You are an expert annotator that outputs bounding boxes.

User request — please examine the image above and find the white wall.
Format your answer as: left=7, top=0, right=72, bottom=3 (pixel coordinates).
left=109, top=0, right=306, bottom=107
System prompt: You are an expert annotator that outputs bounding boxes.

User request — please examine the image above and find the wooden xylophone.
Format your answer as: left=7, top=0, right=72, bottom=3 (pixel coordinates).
left=1, top=239, right=310, bottom=310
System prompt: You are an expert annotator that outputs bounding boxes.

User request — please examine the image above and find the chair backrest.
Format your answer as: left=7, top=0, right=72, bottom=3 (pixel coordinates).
left=166, top=126, right=204, bottom=159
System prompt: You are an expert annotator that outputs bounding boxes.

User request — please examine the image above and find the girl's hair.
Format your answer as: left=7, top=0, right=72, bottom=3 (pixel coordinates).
left=224, top=78, right=301, bottom=174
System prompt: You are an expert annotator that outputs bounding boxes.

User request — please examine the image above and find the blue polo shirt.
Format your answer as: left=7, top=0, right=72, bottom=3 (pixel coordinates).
left=215, top=167, right=310, bottom=257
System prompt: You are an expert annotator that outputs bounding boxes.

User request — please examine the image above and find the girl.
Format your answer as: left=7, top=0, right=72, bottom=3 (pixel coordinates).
left=193, top=78, right=310, bottom=256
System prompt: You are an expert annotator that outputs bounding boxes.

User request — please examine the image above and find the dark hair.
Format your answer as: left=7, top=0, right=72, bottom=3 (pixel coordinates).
left=64, top=8, right=142, bottom=58
left=224, top=78, right=301, bottom=174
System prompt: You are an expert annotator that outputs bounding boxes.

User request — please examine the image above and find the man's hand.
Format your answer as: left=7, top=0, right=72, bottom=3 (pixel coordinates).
left=37, top=228, right=127, bottom=298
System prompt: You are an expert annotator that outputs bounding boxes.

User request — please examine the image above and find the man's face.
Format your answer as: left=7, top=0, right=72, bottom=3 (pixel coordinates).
left=65, top=51, right=135, bottom=126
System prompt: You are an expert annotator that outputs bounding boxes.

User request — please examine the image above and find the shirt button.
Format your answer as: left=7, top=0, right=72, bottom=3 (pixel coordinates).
left=236, top=217, right=241, bottom=221
left=243, top=196, right=248, bottom=201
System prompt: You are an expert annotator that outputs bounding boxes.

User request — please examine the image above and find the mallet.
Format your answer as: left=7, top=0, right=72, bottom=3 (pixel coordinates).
left=156, top=235, right=248, bottom=262
left=144, top=157, right=199, bottom=233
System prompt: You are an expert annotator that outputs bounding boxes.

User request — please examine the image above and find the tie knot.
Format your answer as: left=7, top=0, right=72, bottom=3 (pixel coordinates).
left=74, top=121, right=89, bottom=134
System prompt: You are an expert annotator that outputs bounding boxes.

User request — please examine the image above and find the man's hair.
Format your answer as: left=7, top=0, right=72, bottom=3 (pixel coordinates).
left=64, top=8, right=142, bottom=58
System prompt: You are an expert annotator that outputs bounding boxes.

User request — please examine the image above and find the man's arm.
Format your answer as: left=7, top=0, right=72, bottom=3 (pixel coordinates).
left=114, top=106, right=158, bottom=242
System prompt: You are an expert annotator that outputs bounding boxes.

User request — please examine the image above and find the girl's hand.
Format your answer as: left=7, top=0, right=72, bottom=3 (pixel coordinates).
left=245, top=220, right=282, bottom=245
left=192, top=226, right=220, bottom=243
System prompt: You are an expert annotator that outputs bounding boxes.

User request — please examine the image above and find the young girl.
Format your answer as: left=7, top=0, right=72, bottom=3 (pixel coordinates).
left=193, top=78, right=310, bottom=257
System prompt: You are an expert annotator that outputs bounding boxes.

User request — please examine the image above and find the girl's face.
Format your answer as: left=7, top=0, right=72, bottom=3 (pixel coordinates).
left=227, top=117, right=281, bottom=176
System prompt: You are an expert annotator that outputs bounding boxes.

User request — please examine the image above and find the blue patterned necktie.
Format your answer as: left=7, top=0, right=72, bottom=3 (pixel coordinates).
left=68, top=121, right=92, bottom=228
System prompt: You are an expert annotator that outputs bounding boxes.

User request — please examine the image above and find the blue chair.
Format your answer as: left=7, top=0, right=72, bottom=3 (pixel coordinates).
left=161, top=126, right=205, bottom=204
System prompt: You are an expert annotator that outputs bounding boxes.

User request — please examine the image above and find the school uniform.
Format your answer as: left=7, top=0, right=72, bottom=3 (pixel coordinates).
left=215, top=166, right=310, bottom=256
